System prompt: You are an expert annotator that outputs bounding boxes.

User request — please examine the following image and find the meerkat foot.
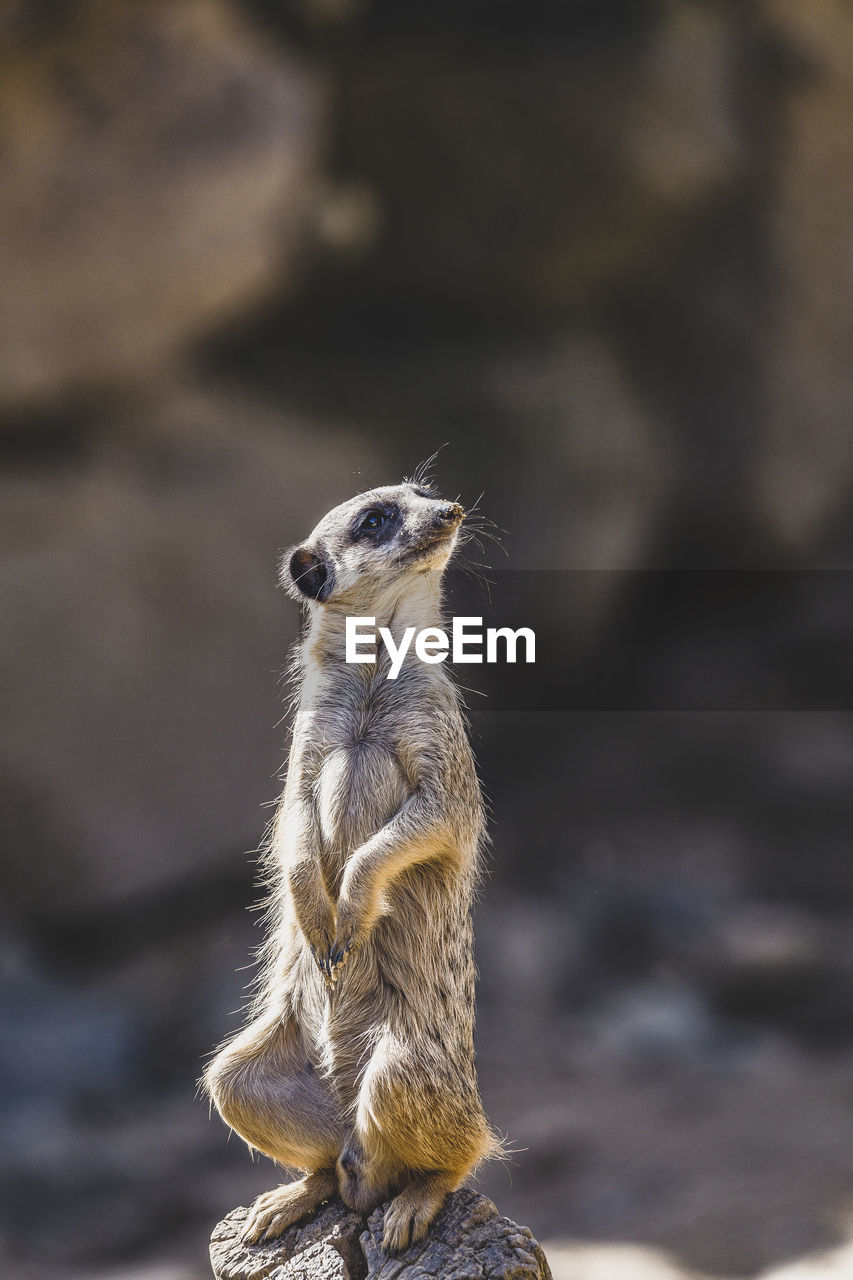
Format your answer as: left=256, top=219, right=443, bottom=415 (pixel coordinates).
left=381, top=1174, right=452, bottom=1254
left=242, top=1168, right=337, bottom=1244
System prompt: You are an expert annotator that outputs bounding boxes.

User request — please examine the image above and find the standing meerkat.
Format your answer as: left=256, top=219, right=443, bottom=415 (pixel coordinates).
left=203, top=478, right=498, bottom=1253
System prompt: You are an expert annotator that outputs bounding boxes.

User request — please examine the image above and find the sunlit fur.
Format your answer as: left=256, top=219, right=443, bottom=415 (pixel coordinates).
left=203, top=482, right=498, bottom=1254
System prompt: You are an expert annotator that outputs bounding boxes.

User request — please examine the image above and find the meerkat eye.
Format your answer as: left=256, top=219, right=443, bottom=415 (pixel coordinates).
left=359, top=508, right=387, bottom=534
left=351, top=502, right=398, bottom=541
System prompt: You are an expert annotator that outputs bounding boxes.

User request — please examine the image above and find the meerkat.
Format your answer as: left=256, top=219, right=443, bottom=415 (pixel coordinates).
left=203, top=479, right=498, bottom=1253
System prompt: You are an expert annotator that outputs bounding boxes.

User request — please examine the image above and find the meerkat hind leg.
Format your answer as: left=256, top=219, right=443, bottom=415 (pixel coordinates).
left=242, top=1167, right=338, bottom=1244
left=381, top=1171, right=457, bottom=1254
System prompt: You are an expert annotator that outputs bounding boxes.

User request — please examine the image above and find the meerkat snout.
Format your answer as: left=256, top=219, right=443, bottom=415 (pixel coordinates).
left=435, top=502, right=465, bottom=527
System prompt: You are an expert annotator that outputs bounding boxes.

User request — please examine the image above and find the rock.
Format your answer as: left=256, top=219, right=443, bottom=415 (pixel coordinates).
left=763, top=1239, right=853, bottom=1280
left=756, top=0, right=853, bottom=553
left=0, top=378, right=386, bottom=920
left=703, top=902, right=843, bottom=1034
left=331, top=5, right=741, bottom=319
left=482, top=336, right=671, bottom=575
left=210, top=1190, right=552, bottom=1280
left=210, top=1201, right=367, bottom=1280
left=541, top=1240, right=692, bottom=1280
left=362, top=1188, right=550, bottom=1280
left=0, top=0, right=325, bottom=408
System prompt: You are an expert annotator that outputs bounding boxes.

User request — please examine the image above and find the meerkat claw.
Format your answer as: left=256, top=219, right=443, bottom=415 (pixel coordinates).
left=325, top=937, right=357, bottom=987
left=333, top=939, right=356, bottom=965
left=311, top=947, right=336, bottom=988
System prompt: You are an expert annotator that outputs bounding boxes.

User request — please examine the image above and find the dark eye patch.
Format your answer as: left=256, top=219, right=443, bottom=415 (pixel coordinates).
left=360, top=509, right=385, bottom=533
left=350, top=503, right=399, bottom=543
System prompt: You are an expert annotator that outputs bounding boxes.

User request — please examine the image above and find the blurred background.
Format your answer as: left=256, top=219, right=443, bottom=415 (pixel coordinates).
left=2, top=2, right=853, bottom=1278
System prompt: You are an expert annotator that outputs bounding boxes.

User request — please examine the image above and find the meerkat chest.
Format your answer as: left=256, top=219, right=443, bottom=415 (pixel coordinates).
left=301, top=670, right=419, bottom=859
left=314, top=735, right=412, bottom=855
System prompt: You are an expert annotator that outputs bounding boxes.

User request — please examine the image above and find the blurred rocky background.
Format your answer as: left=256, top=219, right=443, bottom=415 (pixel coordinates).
left=2, top=1, right=853, bottom=1278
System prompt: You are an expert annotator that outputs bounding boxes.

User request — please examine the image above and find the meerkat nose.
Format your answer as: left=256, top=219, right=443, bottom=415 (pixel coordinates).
left=435, top=502, right=465, bottom=526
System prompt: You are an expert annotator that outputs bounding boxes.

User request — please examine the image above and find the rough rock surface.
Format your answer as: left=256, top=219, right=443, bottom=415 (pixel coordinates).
left=332, top=4, right=741, bottom=318
left=210, top=1190, right=551, bottom=1280
left=0, top=379, right=384, bottom=917
left=0, top=0, right=324, bottom=407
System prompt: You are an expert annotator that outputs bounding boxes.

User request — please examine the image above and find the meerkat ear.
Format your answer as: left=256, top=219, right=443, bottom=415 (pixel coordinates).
left=286, top=544, right=334, bottom=602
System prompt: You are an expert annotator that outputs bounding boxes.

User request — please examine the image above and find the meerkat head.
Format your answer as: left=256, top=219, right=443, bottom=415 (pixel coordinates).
left=283, top=482, right=465, bottom=611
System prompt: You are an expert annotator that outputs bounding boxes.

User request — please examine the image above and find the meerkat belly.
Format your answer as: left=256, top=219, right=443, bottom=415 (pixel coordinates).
left=323, top=874, right=477, bottom=1103
left=316, top=742, right=410, bottom=859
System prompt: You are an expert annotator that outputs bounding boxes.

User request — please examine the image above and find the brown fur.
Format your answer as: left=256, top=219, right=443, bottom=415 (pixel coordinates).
left=203, top=482, right=497, bottom=1252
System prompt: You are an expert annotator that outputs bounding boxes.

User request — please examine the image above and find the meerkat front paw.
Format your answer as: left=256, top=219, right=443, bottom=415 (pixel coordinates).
left=310, top=943, right=337, bottom=989
left=328, top=895, right=371, bottom=984
left=303, top=915, right=337, bottom=987
left=311, top=936, right=356, bottom=988
left=326, top=937, right=358, bottom=986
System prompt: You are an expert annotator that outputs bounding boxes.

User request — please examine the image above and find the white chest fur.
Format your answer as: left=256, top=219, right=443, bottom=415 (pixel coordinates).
left=315, top=740, right=411, bottom=855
